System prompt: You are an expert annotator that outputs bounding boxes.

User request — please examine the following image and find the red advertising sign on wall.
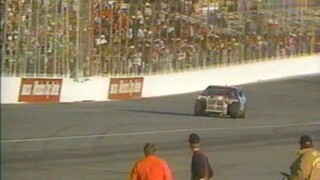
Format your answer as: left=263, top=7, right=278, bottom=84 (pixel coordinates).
left=108, top=77, right=144, bottom=100
left=18, top=78, right=63, bottom=103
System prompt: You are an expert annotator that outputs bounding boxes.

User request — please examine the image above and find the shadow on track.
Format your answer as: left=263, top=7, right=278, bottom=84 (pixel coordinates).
left=121, top=109, right=194, bottom=117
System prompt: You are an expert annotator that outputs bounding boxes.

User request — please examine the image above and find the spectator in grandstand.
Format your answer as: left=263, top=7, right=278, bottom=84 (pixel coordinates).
left=144, top=2, right=152, bottom=18
left=132, top=50, right=142, bottom=74
left=130, top=143, right=173, bottom=180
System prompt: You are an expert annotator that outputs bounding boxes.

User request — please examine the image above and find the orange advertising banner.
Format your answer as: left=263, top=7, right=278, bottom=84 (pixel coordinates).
left=108, top=77, right=144, bottom=100
left=18, top=78, right=63, bottom=103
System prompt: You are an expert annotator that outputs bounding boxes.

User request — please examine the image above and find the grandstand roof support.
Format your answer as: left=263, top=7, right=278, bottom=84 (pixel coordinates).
left=1, top=0, right=9, bottom=75
left=75, top=0, right=83, bottom=78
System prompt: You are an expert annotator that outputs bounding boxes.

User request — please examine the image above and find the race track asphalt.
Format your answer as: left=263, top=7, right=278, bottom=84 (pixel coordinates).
left=1, top=74, right=320, bottom=180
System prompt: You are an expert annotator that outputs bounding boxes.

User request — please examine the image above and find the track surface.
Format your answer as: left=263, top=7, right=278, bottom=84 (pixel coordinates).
left=1, top=74, right=320, bottom=180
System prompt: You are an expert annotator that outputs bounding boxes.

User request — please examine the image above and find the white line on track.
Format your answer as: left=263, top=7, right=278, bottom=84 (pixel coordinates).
left=2, top=122, right=320, bottom=143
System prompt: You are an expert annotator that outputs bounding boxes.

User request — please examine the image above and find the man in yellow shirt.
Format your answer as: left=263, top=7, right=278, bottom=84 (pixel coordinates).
left=289, top=135, right=320, bottom=180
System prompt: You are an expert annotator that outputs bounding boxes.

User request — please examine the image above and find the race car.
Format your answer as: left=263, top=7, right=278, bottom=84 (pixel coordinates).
left=194, top=85, right=247, bottom=118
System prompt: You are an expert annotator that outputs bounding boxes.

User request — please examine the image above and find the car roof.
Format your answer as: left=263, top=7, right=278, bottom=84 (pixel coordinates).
left=207, top=85, right=239, bottom=89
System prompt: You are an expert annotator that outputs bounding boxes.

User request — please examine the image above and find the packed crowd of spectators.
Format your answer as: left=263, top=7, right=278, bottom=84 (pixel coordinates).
left=1, top=0, right=319, bottom=77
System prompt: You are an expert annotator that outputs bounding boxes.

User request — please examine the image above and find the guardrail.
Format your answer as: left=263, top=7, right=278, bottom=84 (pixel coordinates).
left=1, top=54, right=319, bottom=104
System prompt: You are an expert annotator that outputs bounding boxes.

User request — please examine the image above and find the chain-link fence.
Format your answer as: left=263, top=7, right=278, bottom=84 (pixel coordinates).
left=1, top=0, right=320, bottom=78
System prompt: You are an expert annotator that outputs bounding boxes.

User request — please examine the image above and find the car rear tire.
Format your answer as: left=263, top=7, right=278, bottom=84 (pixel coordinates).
left=194, top=100, right=206, bottom=116
left=228, top=103, right=240, bottom=118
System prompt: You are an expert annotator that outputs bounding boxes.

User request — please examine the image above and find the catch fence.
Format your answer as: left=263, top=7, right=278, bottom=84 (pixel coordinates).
left=1, top=0, right=320, bottom=78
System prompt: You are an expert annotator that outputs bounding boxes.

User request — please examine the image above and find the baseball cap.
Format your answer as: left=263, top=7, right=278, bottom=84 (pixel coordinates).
left=188, top=133, right=200, bottom=144
left=299, top=135, right=312, bottom=145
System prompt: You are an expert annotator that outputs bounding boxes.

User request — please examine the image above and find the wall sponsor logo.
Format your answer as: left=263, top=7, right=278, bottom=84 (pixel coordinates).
left=108, top=77, right=144, bottom=100
left=18, top=78, right=63, bottom=102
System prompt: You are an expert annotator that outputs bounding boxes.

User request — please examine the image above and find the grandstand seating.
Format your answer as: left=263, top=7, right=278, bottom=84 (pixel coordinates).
left=1, top=0, right=319, bottom=77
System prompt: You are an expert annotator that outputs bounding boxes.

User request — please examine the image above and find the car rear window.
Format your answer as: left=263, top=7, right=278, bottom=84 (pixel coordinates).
left=205, top=87, right=237, bottom=97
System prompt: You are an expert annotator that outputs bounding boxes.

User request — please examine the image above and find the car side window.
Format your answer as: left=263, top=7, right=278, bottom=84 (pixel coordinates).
left=239, top=90, right=244, bottom=97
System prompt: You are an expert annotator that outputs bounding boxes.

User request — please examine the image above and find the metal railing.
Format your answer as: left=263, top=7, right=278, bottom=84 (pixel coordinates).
left=1, top=0, right=320, bottom=78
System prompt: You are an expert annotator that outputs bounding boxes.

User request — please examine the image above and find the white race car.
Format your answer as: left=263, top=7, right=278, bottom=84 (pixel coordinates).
left=194, top=85, right=247, bottom=118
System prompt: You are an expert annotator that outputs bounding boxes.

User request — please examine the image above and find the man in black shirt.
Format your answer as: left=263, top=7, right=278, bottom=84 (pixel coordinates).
left=188, top=133, right=214, bottom=180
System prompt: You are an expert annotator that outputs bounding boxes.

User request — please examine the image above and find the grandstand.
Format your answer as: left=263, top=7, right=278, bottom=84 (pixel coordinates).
left=1, top=0, right=319, bottom=78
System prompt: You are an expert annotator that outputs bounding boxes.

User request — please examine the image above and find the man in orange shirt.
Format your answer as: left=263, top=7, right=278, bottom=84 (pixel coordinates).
left=130, top=143, right=173, bottom=180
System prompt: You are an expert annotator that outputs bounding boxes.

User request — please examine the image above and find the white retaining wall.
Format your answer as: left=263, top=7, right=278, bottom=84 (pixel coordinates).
left=1, top=55, right=319, bottom=104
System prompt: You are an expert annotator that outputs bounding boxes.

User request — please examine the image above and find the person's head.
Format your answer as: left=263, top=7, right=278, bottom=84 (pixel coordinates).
left=299, top=135, right=313, bottom=149
left=143, top=143, right=156, bottom=156
left=188, top=133, right=201, bottom=151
